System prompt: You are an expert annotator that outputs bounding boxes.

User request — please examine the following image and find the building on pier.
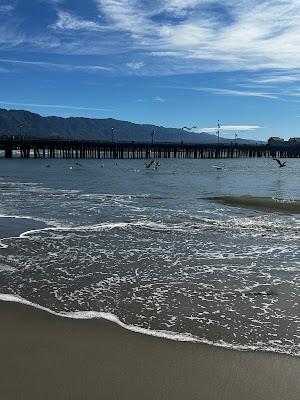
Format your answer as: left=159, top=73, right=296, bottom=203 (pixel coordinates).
left=289, top=137, right=300, bottom=145
left=268, top=137, right=285, bottom=146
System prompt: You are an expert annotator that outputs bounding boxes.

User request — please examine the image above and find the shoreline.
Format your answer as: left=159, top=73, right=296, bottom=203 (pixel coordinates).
left=1, top=300, right=300, bottom=400
left=0, top=292, right=298, bottom=357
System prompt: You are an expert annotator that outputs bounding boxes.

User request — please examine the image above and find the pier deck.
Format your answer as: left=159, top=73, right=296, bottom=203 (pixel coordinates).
left=1, top=138, right=300, bottom=159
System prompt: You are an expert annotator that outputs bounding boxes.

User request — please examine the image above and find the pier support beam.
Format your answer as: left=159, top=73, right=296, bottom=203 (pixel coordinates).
left=4, top=146, right=13, bottom=158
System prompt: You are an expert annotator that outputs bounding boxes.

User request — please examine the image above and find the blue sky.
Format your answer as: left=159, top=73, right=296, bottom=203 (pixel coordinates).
left=1, top=0, right=300, bottom=140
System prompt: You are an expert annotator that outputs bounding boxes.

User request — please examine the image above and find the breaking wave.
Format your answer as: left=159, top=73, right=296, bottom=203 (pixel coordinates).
left=207, top=195, right=300, bottom=214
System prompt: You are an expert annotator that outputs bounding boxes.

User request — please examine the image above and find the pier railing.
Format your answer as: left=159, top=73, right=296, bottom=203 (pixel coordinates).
left=0, top=138, right=299, bottom=159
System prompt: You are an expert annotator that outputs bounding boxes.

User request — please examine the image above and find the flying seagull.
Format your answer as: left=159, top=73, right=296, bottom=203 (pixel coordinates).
left=145, top=160, right=155, bottom=168
left=273, top=158, right=287, bottom=168
left=182, top=126, right=196, bottom=131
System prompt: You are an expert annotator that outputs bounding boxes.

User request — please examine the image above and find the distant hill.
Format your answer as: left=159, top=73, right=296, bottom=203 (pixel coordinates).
left=0, top=108, right=258, bottom=144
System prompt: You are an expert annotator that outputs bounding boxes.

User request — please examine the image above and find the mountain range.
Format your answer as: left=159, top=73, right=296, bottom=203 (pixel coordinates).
left=0, top=108, right=258, bottom=144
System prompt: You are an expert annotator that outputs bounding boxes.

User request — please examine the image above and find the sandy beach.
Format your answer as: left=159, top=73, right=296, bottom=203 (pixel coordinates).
left=0, top=300, right=299, bottom=400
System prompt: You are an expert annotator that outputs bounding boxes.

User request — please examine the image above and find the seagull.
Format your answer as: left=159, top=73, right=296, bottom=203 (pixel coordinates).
left=75, top=162, right=82, bottom=166
left=182, top=126, right=197, bottom=131
left=154, top=161, right=160, bottom=169
left=211, top=165, right=224, bottom=170
left=273, top=158, right=287, bottom=168
left=145, top=160, right=155, bottom=168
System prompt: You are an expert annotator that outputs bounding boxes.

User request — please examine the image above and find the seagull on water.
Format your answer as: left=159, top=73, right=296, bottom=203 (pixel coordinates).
left=182, top=126, right=197, bottom=131
left=211, top=165, right=224, bottom=170
left=273, top=158, right=287, bottom=168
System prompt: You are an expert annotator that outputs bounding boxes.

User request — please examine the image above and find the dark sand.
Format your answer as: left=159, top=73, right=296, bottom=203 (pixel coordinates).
left=0, top=301, right=299, bottom=400
left=0, top=217, right=46, bottom=239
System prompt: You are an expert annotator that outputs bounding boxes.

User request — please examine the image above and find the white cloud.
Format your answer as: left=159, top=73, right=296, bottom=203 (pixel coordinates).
left=154, top=96, right=166, bottom=102
left=0, top=5, right=15, bottom=13
left=199, top=125, right=262, bottom=133
left=164, top=85, right=277, bottom=99
left=95, top=0, right=300, bottom=74
left=127, top=61, right=144, bottom=70
left=0, top=58, right=111, bottom=72
left=0, top=22, right=24, bottom=49
left=52, top=11, right=103, bottom=31
left=247, top=72, right=300, bottom=85
left=6, top=0, right=300, bottom=78
left=199, top=87, right=277, bottom=99
left=98, top=0, right=152, bottom=35
left=0, top=100, right=112, bottom=112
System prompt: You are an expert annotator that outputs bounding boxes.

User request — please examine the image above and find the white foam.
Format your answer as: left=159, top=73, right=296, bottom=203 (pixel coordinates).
left=0, top=293, right=299, bottom=357
left=0, top=264, right=16, bottom=272
left=0, top=214, right=43, bottom=222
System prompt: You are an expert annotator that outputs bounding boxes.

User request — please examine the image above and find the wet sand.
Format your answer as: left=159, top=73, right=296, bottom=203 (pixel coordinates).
left=0, top=301, right=299, bottom=400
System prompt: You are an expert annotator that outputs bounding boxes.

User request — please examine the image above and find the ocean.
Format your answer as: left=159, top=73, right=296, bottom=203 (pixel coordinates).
left=0, top=157, right=299, bottom=356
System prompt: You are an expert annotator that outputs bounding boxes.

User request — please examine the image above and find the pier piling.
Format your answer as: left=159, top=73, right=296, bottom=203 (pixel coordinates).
left=1, top=139, right=299, bottom=159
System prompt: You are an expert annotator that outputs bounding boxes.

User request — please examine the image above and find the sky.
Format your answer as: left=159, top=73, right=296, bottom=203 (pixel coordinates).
left=1, top=1, right=300, bottom=140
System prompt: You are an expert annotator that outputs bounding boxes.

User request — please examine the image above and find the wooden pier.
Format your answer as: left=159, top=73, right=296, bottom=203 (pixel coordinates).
left=1, top=138, right=300, bottom=159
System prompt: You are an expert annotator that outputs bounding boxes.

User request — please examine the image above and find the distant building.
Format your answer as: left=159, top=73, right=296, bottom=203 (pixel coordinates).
left=289, top=137, right=300, bottom=144
left=268, top=137, right=285, bottom=146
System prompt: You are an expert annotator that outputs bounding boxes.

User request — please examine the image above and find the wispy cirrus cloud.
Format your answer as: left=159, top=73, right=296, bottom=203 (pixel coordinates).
left=0, top=58, right=111, bottom=72
left=0, top=100, right=112, bottom=112
left=5, top=0, right=300, bottom=78
left=154, top=96, right=166, bottom=102
left=94, top=0, right=300, bottom=74
left=51, top=11, right=103, bottom=31
left=0, top=4, right=15, bottom=13
left=0, top=22, right=24, bottom=49
left=127, top=61, right=144, bottom=70
left=163, top=85, right=278, bottom=99
left=198, top=125, right=262, bottom=133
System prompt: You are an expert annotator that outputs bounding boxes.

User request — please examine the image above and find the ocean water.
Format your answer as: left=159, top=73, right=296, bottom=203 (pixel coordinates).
left=0, top=157, right=299, bottom=355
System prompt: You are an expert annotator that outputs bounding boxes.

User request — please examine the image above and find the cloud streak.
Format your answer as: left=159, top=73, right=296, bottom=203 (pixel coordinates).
left=0, top=58, right=111, bottom=72
left=0, top=5, right=15, bottom=13
left=94, top=0, right=300, bottom=74
left=127, top=61, right=144, bottom=70
left=154, top=96, right=166, bottom=102
left=5, top=0, right=300, bottom=78
left=164, top=85, right=278, bottom=99
left=0, top=101, right=112, bottom=112
left=199, top=125, right=262, bottom=133
left=51, top=11, right=103, bottom=31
